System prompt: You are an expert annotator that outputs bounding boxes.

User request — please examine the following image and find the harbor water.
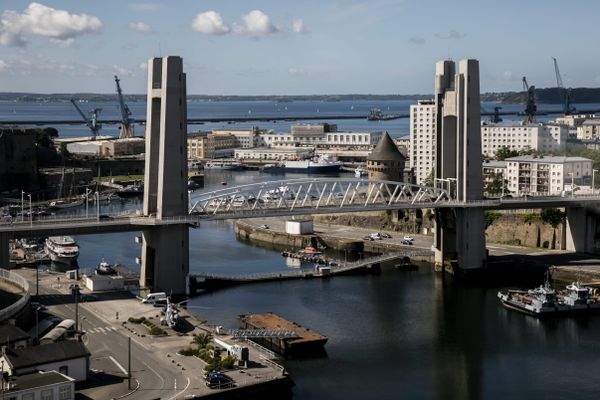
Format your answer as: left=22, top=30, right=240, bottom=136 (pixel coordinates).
left=5, top=100, right=600, bottom=399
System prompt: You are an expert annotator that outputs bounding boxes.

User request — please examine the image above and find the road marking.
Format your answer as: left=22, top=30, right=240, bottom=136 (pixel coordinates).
left=98, top=327, right=105, bottom=333
left=109, top=355, right=128, bottom=376
left=166, top=377, right=190, bottom=400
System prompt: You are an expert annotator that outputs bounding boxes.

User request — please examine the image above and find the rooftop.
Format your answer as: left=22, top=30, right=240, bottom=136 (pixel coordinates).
left=367, top=132, right=406, bottom=161
left=506, top=155, right=592, bottom=163
left=3, top=340, right=90, bottom=370
left=0, top=324, right=30, bottom=343
left=5, top=371, right=74, bottom=392
left=240, top=312, right=327, bottom=345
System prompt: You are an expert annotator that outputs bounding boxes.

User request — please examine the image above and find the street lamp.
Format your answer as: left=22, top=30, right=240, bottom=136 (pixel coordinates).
left=35, top=306, right=42, bottom=344
left=569, top=172, right=574, bottom=198
left=94, top=191, right=99, bottom=221
left=27, top=194, right=32, bottom=227
left=69, top=284, right=80, bottom=332
left=85, top=187, right=90, bottom=219
left=593, top=169, right=598, bottom=195
left=21, top=190, right=24, bottom=222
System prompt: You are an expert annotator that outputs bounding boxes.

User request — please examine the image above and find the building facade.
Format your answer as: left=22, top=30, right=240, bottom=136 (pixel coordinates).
left=505, top=155, right=593, bottom=195
left=576, top=119, right=600, bottom=140
left=409, top=99, right=436, bottom=184
left=234, top=147, right=312, bottom=161
left=481, top=122, right=567, bottom=157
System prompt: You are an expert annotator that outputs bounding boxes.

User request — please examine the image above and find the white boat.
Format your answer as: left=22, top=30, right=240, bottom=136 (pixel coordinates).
left=96, top=260, right=117, bottom=275
left=45, top=236, right=79, bottom=265
left=354, top=167, right=368, bottom=177
left=48, top=198, right=84, bottom=209
left=204, top=160, right=243, bottom=170
left=282, top=156, right=342, bottom=174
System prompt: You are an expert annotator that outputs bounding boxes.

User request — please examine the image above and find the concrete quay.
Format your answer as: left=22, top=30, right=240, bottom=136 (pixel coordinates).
left=15, top=268, right=293, bottom=400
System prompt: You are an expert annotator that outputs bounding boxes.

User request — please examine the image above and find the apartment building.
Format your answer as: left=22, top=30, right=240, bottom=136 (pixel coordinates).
left=409, top=99, right=436, bottom=184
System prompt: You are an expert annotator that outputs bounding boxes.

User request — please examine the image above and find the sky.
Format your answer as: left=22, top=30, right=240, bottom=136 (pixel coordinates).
left=0, top=0, right=599, bottom=95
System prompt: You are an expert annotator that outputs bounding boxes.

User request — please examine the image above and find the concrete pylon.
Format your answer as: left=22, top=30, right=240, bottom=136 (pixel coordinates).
left=0, top=233, right=9, bottom=270
left=140, top=56, right=189, bottom=297
left=432, top=59, right=487, bottom=274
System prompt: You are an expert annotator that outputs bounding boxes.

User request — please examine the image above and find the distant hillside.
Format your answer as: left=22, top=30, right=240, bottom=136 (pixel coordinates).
left=481, top=87, right=600, bottom=104
left=2, top=88, right=600, bottom=103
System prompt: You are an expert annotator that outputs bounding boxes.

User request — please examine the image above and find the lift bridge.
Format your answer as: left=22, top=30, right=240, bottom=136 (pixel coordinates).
left=188, top=178, right=450, bottom=219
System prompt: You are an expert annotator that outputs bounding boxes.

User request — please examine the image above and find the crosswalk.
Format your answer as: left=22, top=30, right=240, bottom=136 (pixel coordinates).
left=84, top=326, right=119, bottom=334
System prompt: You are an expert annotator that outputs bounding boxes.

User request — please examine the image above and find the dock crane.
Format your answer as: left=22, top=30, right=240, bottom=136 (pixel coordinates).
left=69, top=99, right=102, bottom=140
left=522, top=77, right=537, bottom=124
left=114, top=75, right=134, bottom=139
left=552, top=57, right=575, bottom=115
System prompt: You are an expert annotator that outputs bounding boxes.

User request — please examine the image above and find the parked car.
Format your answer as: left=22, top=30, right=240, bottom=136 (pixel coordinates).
left=205, top=372, right=234, bottom=389
left=362, top=236, right=374, bottom=241
left=403, top=235, right=414, bottom=242
left=380, top=233, right=392, bottom=239
left=369, top=233, right=382, bottom=240
left=400, top=239, right=413, bottom=245
left=98, top=214, right=113, bottom=221
left=259, top=224, right=269, bottom=229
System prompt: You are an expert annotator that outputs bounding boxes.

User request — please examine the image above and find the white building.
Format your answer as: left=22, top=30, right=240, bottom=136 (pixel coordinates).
left=234, top=147, right=312, bottom=161
left=409, top=99, right=436, bottom=184
left=258, top=124, right=382, bottom=149
left=505, top=155, right=593, bottom=196
left=481, top=122, right=567, bottom=157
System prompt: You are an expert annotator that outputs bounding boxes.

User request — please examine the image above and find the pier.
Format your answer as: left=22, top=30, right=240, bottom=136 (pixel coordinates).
left=189, top=251, right=431, bottom=292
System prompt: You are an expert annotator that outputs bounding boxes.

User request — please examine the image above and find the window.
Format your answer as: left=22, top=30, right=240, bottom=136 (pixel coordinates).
left=59, top=385, right=72, bottom=400
left=22, top=395, right=34, bottom=400
left=41, top=389, right=54, bottom=400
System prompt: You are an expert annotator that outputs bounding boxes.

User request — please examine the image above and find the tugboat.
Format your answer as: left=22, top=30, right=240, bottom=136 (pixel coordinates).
left=96, top=260, right=117, bottom=275
left=367, top=108, right=399, bottom=121
left=497, top=275, right=600, bottom=316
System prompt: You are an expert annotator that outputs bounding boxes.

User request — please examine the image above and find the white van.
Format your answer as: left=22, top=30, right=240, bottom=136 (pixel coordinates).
left=142, top=292, right=167, bottom=304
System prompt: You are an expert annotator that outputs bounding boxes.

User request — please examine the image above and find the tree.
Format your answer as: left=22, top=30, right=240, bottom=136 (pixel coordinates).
left=423, top=168, right=435, bottom=187
left=484, top=211, right=502, bottom=229
left=541, top=208, right=566, bottom=249
left=484, top=172, right=506, bottom=196
left=495, top=146, right=519, bottom=161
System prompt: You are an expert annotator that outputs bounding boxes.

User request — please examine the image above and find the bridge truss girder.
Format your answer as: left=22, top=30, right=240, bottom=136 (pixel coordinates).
left=189, top=178, right=449, bottom=217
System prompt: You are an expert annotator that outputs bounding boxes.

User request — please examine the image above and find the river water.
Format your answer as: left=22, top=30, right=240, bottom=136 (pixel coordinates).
left=5, top=100, right=600, bottom=399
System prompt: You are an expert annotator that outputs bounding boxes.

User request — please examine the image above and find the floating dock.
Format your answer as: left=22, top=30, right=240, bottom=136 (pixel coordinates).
left=239, top=312, right=328, bottom=357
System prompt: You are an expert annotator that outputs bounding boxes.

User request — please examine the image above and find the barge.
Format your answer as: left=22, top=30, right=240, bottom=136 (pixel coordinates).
left=239, top=312, right=328, bottom=357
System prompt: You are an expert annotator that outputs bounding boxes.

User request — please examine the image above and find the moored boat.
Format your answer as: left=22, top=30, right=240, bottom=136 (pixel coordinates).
left=48, top=198, right=84, bottom=209
left=354, top=166, right=368, bottom=177
left=96, top=260, right=117, bottom=275
left=497, top=278, right=600, bottom=316
left=45, top=236, right=79, bottom=265
left=282, top=156, right=342, bottom=174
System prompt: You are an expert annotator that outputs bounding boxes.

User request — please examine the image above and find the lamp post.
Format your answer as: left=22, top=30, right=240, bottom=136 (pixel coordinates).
left=21, top=190, right=24, bottom=222
left=27, top=194, right=32, bottom=227
left=593, top=169, right=598, bottom=195
left=35, top=306, right=41, bottom=344
left=569, top=172, right=574, bottom=198
left=94, top=191, right=99, bottom=221
left=70, top=284, right=80, bottom=332
left=85, top=187, right=89, bottom=219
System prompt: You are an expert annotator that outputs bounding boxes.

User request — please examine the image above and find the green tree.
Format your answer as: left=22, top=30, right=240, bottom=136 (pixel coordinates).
left=484, top=172, right=506, bottom=196
left=423, top=168, right=435, bottom=187
left=484, top=211, right=502, bottom=229
left=495, top=146, right=519, bottom=161
left=541, top=208, right=566, bottom=249
left=192, top=332, right=213, bottom=348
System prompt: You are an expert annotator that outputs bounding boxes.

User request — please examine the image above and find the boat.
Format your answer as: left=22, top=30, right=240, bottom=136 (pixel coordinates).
left=497, top=277, right=600, bottom=316
left=96, top=260, right=117, bottom=275
left=354, top=166, right=368, bottom=177
left=204, top=160, right=243, bottom=170
left=367, top=108, right=399, bottom=121
left=281, top=156, right=342, bottom=174
left=299, top=246, right=323, bottom=255
left=45, top=236, right=79, bottom=265
left=48, top=198, right=84, bottom=209
left=116, top=184, right=143, bottom=198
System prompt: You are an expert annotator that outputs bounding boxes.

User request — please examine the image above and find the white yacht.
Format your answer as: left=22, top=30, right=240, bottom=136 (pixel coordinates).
left=45, top=236, right=79, bottom=265
left=354, top=166, right=368, bottom=177
left=204, top=160, right=243, bottom=170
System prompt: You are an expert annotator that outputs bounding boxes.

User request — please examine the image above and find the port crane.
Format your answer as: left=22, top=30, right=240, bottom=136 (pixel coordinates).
left=114, top=75, right=134, bottom=139
left=69, top=99, right=102, bottom=140
left=552, top=57, right=575, bottom=115
left=522, top=77, right=537, bottom=124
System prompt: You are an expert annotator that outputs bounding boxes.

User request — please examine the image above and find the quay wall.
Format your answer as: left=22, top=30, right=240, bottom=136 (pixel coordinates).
left=234, top=220, right=433, bottom=263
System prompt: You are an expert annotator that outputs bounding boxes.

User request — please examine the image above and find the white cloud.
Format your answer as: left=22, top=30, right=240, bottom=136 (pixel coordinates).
left=129, top=22, right=152, bottom=33
left=292, top=18, right=307, bottom=34
left=288, top=68, right=305, bottom=77
left=113, top=64, right=133, bottom=77
left=139, top=62, right=148, bottom=70
left=191, top=11, right=230, bottom=35
left=234, top=10, right=282, bottom=38
left=408, top=36, right=425, bottom=45
left=0, top=2, right=102, bottom=47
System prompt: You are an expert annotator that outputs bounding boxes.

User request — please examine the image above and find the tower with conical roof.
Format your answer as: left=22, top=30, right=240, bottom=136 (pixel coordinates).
left=367, top=132, right=406, bottom=182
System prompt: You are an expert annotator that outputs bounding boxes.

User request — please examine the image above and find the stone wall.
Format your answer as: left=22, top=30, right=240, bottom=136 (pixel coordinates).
left=485, top=213, right=564, bottom=249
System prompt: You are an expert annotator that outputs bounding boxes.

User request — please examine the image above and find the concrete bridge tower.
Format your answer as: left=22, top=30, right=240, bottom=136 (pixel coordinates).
left=139, top=56, right=189, bottom=296
left=432, top=59, right=487, bottom=274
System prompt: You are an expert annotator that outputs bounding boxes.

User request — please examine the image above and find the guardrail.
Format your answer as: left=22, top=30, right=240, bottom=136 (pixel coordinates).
left=0, top=269, right=30, bottom=322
